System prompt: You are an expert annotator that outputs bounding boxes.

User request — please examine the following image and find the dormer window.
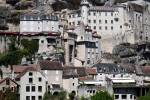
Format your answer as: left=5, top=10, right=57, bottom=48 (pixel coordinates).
left=29, top=72, right=33, bottom=76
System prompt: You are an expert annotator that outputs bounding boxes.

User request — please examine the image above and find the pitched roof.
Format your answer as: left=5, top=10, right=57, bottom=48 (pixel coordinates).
left=64, top=66, right=87, bottom=77
left=129, top=3, right=143, bottom=13
left=63, top=67, right=79, bottom=79
left=93, top=63, right=133, bottom=74
left=39, top=60, right=63, bottom=70
left=0, top=77, right=19, bottom=86
left=142, top=66, right=150, bottom=75
left=15, top=67, right=38, bottom=80
left=13, top=64, right=38, bottom=73
left=86, top=67, right=97, bottom=75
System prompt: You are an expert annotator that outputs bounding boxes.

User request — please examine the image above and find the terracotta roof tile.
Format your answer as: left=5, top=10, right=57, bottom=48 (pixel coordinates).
left=0, top=77, right=19, bottom=85
left=13, top=64, right=38, bottom=73
left=142, top=66, right=150, bottom=75
left=86, top=68, right=97, bottom=75
left=39, top=60, right=63, bottom=70
left=15, top=67, right=38, bottom=80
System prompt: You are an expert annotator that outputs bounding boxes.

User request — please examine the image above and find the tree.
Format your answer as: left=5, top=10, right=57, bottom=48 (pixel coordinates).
left=21, top=39, right=39, bottom=56
left=69, top=91, right=76, bottom=100
left=43, top=92, right=52, bottom=100
left=91, top=91, right=114, bottom=100
left=138, top=91, right=150, bottom=100
left=0, top=88, right=18, bottom=100
left=43, top=90, right=67, bottom=100
left=112, top=43, right=136, bottom=57
left=0, top=37, right=28, bottom=72
left=20, top=39, right=39, bottom=63
left=80, top=96, right=87, bottom=100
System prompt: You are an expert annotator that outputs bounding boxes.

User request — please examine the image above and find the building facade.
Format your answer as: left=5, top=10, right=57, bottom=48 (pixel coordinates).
left=63, top=0, right=150, bottom=53
left=15, top=67, right=46, bottom=100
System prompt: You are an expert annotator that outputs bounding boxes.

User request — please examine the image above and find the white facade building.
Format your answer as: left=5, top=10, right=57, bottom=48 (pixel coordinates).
left=20, top=14, right=59, bottom=33
left=63, top=67, right=79, bottom=94
left=63, top=23, right=101, bottom=66
left=15, top=67, right=46, bottom=100
left=64, top=0, right=150, bottom=53
left=38, top=60, right=63, bottom=92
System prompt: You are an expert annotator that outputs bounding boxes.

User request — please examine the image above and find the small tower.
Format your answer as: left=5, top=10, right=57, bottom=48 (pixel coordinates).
left=80, top=0, right=90, bottom=25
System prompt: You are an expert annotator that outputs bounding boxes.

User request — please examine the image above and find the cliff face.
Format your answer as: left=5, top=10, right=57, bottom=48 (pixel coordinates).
left=51, top=0, right=131, bottom=11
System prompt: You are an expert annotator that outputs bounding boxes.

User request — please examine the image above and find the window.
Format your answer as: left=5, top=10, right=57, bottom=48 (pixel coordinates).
left=29, top=72, right=33, bottom=76
left=38, top=96, right=42, bottom=100
left=111, top=26, right=113, bottom=30
left=39, top=77, right=42, bottom=82
left=72, top=22, right=75, bottom=25
left=89, top=12, right=91, bottom=15
left=93, top=12, right=96, bottom=16
left=26, top=86, right=30, bottom=92
left=38, top=86, right=42, bottom=92
left=121, top=74, right=123, bottom=77
left=120, top=25, right=122, bottom=29
left=99, top=26, right=101, bottom=30
left=93, top=20, right=96, bottom=23
left=32, top=96, right=35, bottom=100
left=115, top=95, right=119, bottom=99
left=94, top=26, right=96, bottom=30
left=6, top=79, right=10, bottom=85
left=105, top=12, right=107, bottom=16
left=93, top=90, right=95, bottom=94
left=41, top=40, right=44, bottom=43
left=69, top=22, right=71, bottom=25
left=32, top=86, right=35, bottom=92
left=113, top=74, right=115, bottom=78
left=105, top=20, right=107, bottom=24
left=105, top=26, right=107, bottom=30
left=130, top=95, right=132, bottom=99
left=29, top=78, right=33, bottom=83
left=2, top=87, right=5, bottom=91
left=73, top=83, right=74, bottom=86
left=111, top=20, right=113, bottom=24
left=11, top=87, right=14, bottom=91
left=88, top=20, right=91, bottom=23
left=77, top=21, right=80, bottom=25
left=99, top=12, right=101, bottom=16
left=111, top=12, right=113, bottom=16
left=26, top=96, right=30, bottom=100
left=99, top=20, right=101, bottom=24
left=122, top=95, right=127, bottom=99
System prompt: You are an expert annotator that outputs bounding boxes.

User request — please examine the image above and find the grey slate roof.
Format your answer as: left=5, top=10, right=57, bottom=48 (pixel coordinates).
left=93, top=63, right=134, bottom=74
left=20, top=14, right=58, bottom=21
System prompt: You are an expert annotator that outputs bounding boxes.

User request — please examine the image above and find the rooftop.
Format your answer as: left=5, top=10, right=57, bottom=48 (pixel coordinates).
left=39, top=60, right=63, bottom=70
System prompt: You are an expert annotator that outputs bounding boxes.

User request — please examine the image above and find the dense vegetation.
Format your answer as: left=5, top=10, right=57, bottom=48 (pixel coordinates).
left=0, top=37, right=39, bottom=73
left=0, top=88, right=18, bottom=100
left=91, top=91, right=114, bottom=100
left=138, top=91, right=150, bottom=100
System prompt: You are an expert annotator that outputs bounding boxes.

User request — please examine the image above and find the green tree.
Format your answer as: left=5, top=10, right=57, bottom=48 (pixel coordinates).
left=20, top=39, right=39, bottom=62
left=0, top=88, right=18, bottom=100
left=138, top=91, right=150, bottom=100
left=91, top=91, right=114, bottom=100
left=43, top=92, right=52, bottom=100
left=0, top=37, right=28, bottom=71
left=69, top=91, right=76, bottom=100
left=43, top=90, right=67, bottom=100
left=21, top=39, right=39, bottom=56
left=80, top=96, right=87, bottom=100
